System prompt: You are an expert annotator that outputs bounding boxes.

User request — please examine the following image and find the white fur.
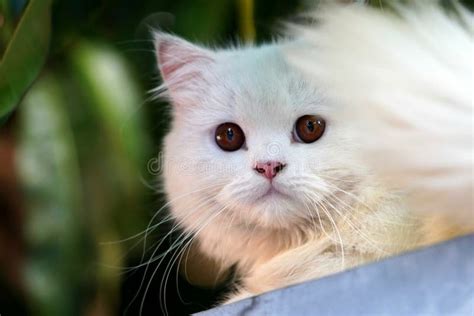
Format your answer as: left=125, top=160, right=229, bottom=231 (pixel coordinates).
left=285, top=2, right=474, bottom=227
left=152, top=7, right=467, bottom=302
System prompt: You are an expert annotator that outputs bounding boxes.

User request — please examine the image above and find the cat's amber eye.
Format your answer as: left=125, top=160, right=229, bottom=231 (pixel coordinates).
left=215, top=123, right=245, bottom=151
left=294, top=115, right=326, bottom=143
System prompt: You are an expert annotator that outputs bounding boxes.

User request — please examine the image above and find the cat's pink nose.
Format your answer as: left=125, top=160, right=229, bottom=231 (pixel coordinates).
left=254, top=161, right=286, bottom=180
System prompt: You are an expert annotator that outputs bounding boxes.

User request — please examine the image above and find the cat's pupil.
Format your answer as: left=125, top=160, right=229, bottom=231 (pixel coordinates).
left=294, top=115, right=325, bottom=143
left=215, top=122, right=245, bottom=151
left=226, top=128, right=234, bottom=140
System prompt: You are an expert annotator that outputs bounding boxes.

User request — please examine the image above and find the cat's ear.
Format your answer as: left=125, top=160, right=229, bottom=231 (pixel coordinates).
left=154, top=32, right=215, bottom=105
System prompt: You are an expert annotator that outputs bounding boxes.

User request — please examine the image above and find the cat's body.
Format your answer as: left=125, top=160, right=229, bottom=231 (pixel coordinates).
left=153, top=2, right=468, bottom=304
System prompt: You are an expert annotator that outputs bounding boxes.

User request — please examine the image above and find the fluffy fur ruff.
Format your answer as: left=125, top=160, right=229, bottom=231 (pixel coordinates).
left=285, top=2, right=474, bottom=228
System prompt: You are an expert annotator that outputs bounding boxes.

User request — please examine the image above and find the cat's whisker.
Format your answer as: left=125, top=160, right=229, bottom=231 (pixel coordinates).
left=307, top=175, right=406, bottom=254
left=115, top=39, right=155, bottom=45
left=175, top=238, right=200, bottom=306
left=300, top=187, right=348, bottom=268
left=323, top=194, right=389, bottom=255
left=134, top=208, right=209, bottom=315
left=323, top=180, right=420, bottom=224
left=140, top=194, right=218, bottom=267
left=301, top=173, right=412, bottom=227
left=122, top=48, right=158, bottom=54
left=308, top=171, right=362, bottom=185
left=326, top=191, right=419, bottom=254
left=139, top=182, right=227, bottom=263
left=179, top=203, right=241, bottom=294
left=141, top=195, right=233, bottom=313
left=300, top=179, right=389, bottom=252
left=101, top=181, right=225, bottom=248
left=164, top=204, right=238, bottom=315
left=178, top=203, right=237, bottom=300
left=106, top=183, right=226, bottom=275
left=124, top=190, right=225, bottom=314
left=301, top=191, right=331, bottom=240
left=97, top=214, right=177, bottom=273
left=154, top=203, right=233, bottom=316
left=315, top=198, right=346, bottom=270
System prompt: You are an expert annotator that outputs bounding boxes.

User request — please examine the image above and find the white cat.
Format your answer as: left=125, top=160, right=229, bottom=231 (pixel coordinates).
left=152, top=3, right=466, bottom=302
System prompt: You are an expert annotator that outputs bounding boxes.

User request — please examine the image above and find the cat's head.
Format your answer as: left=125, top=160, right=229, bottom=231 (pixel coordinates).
left=154, top=33, right=362, bottom=231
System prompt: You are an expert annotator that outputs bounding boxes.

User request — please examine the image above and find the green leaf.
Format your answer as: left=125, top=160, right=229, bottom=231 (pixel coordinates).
left=17, top=73, right=94, bottom=316
left=70, top=40, right=150, bottom=171
left=70, top=39, right=151, bottom=247
left=0, top=0, right=52, bottom=121
left=69, top=41, right=152, bottom=308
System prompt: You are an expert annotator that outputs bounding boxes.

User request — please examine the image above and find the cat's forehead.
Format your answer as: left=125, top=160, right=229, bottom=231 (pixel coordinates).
left=213, top=45, right=321, bottom=128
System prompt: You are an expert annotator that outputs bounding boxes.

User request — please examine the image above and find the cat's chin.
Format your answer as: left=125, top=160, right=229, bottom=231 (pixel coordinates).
left=235, top=194, right=308, bottom=230
left=254, top=187, right=288, bottom=203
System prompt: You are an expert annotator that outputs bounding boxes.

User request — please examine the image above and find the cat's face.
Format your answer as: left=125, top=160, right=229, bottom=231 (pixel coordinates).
left=155, top=33, right=361, bottom=230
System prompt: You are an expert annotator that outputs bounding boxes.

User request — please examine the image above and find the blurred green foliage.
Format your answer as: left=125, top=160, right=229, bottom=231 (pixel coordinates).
left=0, top=0, right=304, bottom=315
left=0, top=0, right=51, bottom=120
left=16, top=37, right=154, bottom=316
left=18, top=73, right=93, bottom=316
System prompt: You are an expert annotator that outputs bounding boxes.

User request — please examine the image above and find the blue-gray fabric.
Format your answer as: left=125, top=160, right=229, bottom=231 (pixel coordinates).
left=198, top=235, right=474, bottom=316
